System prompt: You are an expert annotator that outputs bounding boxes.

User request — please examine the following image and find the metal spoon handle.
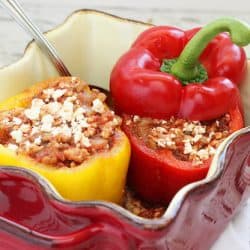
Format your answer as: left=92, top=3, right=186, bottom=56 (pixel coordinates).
left=0, top=0, right=71, bottom=76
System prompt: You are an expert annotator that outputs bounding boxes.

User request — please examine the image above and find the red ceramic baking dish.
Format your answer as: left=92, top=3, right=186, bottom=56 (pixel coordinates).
left=0, top=10, right=249, bottom=250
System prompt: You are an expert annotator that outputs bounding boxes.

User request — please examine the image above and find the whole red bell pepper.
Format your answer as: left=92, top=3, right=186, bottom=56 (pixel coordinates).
left=110, top=18, right=250, bottom=204
left=110, top=18, right=250, bottom=121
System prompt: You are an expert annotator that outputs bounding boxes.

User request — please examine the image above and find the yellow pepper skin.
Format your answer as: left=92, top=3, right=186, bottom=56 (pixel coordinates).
left=0, top=78, right=131, bottom=203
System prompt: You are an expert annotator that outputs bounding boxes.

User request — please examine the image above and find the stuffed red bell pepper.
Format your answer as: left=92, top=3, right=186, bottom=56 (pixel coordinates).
left=110, top=18, right=250, bottom=204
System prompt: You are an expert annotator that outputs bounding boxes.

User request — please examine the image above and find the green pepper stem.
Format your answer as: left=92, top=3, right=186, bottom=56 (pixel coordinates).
left=171, top=17, right=250, bottom=81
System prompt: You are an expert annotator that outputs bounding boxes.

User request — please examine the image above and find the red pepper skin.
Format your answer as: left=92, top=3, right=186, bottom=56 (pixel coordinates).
left=179, top=77, right=240, bottom=120
left=132, top=26, right=187, bottom=59
left=110, top=26, right=247, bottom=120
left=123, top=107, right=244, bottom=204
left=110, top=47, right=182, bottom=118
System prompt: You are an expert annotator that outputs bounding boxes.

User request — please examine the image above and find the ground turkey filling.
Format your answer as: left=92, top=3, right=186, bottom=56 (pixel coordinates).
left=126, top=114, right=231, bottom=166
left=0, top=78, right=122, bottom=167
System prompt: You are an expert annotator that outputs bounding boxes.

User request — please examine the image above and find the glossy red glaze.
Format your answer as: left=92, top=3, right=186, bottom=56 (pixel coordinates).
left=0, top=131, right=249, bottom=250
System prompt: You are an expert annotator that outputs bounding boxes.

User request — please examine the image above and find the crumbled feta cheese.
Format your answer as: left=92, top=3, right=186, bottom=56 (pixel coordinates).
left=31, top=126, right=39, bottom=135
left=10, top=130, right=23, bottom=143
left=43, top=88, right=54, bottom=98
left=60, top=100, right=74, bottom=121
left=73, top=125, right=82, bottom=144
left=133, top=115, right=140, bottom=122
left=197, top=149, right=209, bottom=160
left=74, top=107, right=84, bottom=117
left=156, top=139, right=166, bottom=147
left=81, top=135, right=91, bottom=147
left=79, top=119, right=89, bottom=128
left=51, top=127, right=60, bottom=136
left=12, top=117, right=22, bottom=125
left=208, top=131, right=215, bottom=140
left=170, top=133, right=176, bottom=139
left=165, top=139, right=175, bottom=147
left=34, top=136, right=42, bottom=145
left=65, top=96, right=77, bottom=102
left=24, top=140, right=31, bottom=149
left=52, top=89, right=67, bottom=101
left=92, top=99, right=105, bottom=113
left=80, top=106, right=89, bottom=114
left=24, top=98, right=45, bottom=121
left=61, top=124, right=72, bottom=138
left=193, top=134, right=202, bottom=143
left=155, top=127, right=167, bottom=134
left=183, top=122, right=195, bottom=132
left=46, top=102, right=62, bottom=115
left=24, top=107, right=40, bottom=120
left=73, top=108, right=89, bottom=128
left=193, top=125, right=206, bottom=134
left=41, top=114, right=54, bottom=132
left=208, top=146, right=216, bottom=155
left=31, top=98, right=45, bottom=109
left=20, top=124, right=30, bottom=133
left=184, top=141, right=193, bottom=154
left=112, top=118, right=120, bottom=126
left=42, top=114, right=54, bottom=124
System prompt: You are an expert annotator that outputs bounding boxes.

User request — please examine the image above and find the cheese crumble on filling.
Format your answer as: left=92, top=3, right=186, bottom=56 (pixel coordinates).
left=0, top=78, right=121, bottom=167
left=127, top=114, right=231, bottom=165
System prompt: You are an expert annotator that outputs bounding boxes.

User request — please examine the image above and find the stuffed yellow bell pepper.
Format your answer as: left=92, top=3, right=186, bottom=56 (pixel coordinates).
left=0, top=77, right=130, bottom=203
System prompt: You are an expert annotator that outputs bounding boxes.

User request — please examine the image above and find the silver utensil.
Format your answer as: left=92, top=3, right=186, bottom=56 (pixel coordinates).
left=0, top=0, right=71, bottom=76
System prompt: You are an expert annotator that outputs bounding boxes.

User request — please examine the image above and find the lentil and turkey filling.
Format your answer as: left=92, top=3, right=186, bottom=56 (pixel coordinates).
left=126, top=114, right=231, bottom=165
left=123, top=189, right=166, bottom=219
left=0, top=78, right=122, bottom=167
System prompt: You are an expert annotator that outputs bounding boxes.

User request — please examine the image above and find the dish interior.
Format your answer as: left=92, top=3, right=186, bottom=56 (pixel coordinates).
left=0, top=10, right=249, bottom=223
